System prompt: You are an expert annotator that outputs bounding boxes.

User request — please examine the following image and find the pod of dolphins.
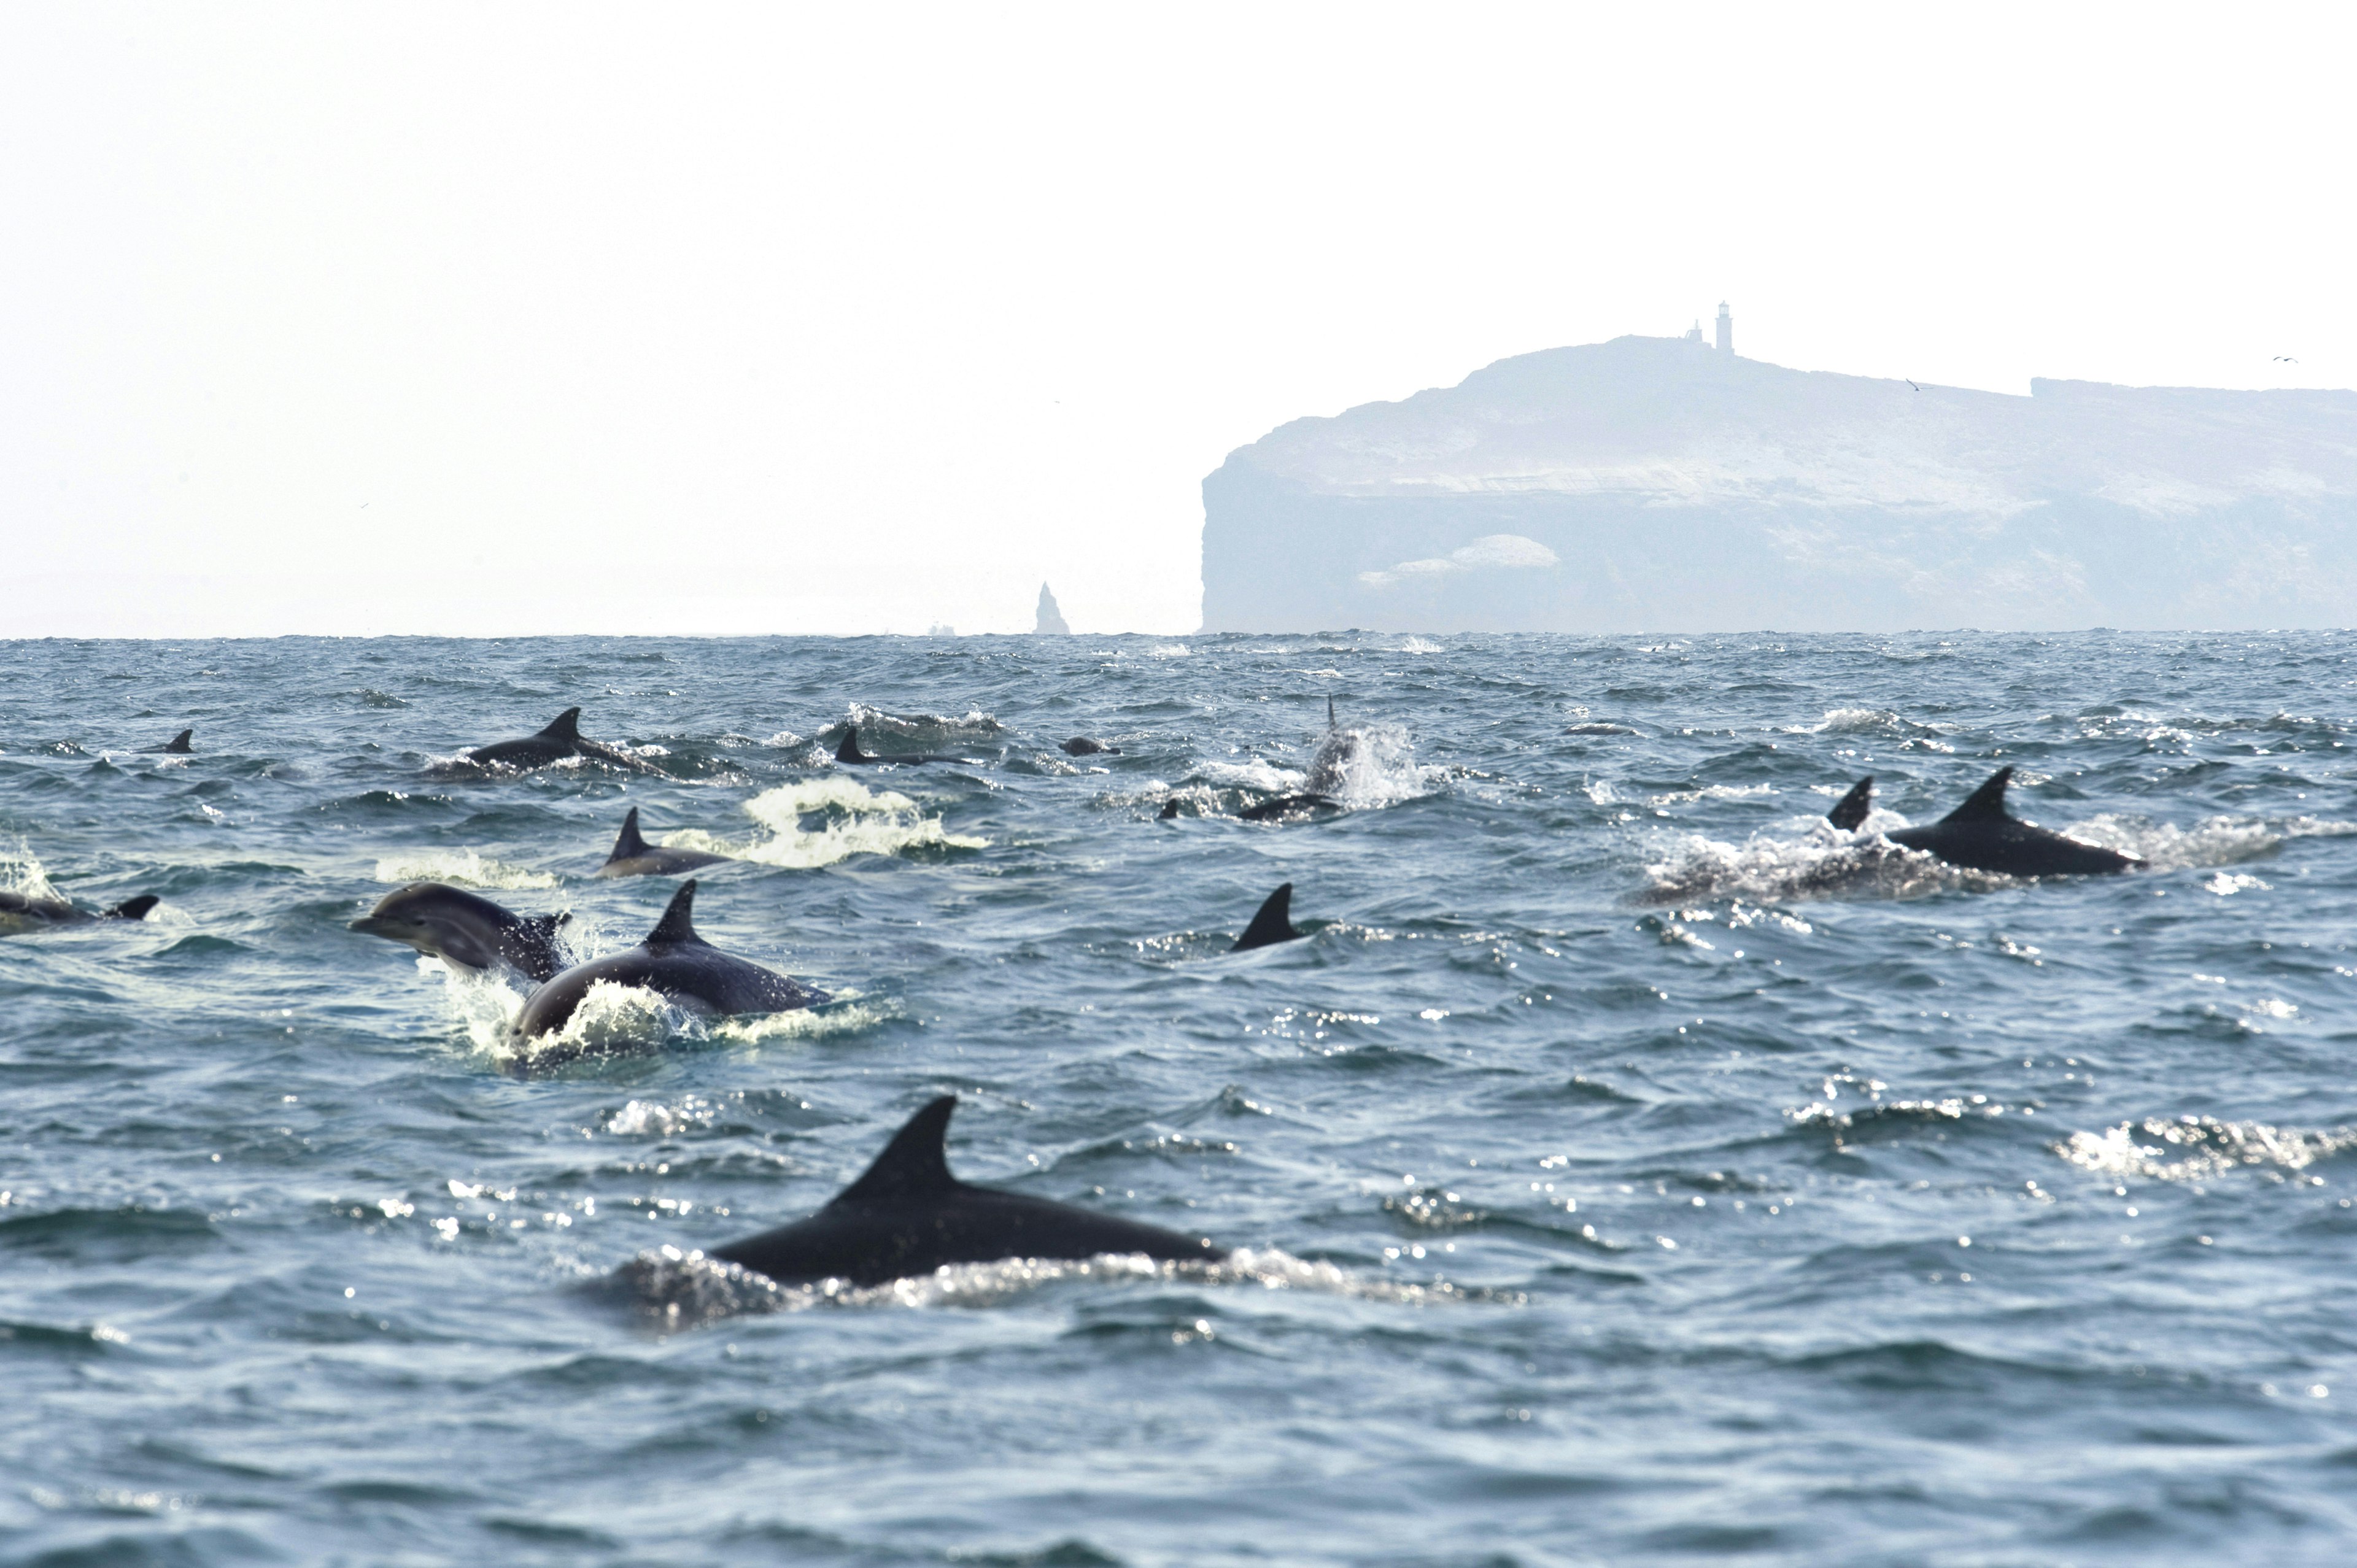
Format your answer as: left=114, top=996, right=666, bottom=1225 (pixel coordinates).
left=14, top=705, right=2155, bottom=1299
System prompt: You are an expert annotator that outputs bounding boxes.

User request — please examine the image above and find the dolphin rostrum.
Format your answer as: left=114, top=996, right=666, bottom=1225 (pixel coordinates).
left=1230, top=882, right=1304, bottom=952
left=0, top=891, right=159, bottom=932
left=350, top=882, right=572, bottom=982
left=707, top=1095, right=1226, bottom=1288
left=1828, top=768, right=2142, bottom=876
left=597, top=806, right=733, bottom=879
left=513, top=879, right=824, bottom=1038
left=462, top=708, right=655, bottom=774
left=834, top=725, right=969, bottom=766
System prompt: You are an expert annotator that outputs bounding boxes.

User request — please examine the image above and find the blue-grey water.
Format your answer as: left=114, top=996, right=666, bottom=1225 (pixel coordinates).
left=6, top=631, right=2357, bottom=1567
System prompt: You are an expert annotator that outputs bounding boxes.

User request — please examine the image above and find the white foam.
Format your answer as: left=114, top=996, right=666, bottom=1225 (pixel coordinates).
left=374, top=849, right=557, bottom=890
left=659, top=777, right=986, bottom=869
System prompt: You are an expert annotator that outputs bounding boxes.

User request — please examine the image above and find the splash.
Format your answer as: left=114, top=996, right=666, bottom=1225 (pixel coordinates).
left=1637, top=820, right=1969, bottom=906
left=1306, top=722, right=1441, bottom=808
left=616, top=1245, right=1509, bottom=1328
left=659, top=777, right=986, bottom=869
left=0, top=841, right=62, bottom=904
left=373, top=849, right=558, bottom=890
left=2059, top=813, right=2356, bottom=872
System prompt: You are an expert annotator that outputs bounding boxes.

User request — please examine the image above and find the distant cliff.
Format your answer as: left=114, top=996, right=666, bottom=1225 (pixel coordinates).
left=1199, top=336, right=2357, bottom=631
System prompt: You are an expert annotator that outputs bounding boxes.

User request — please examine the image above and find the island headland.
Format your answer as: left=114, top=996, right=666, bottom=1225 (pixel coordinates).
left=1200, top=328, right=2357, bottom=631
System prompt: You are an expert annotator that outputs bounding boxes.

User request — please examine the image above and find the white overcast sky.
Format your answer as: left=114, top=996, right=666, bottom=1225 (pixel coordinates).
left=2, top=3, right=2350, bottom=637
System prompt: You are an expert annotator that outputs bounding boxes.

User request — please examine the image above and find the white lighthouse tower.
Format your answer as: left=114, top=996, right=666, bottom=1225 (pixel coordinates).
left=1715, top=301, right=1733, bottom=357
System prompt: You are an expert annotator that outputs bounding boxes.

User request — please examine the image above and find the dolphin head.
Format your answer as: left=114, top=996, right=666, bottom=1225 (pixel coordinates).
left=350, top=882, right=502, bottom=971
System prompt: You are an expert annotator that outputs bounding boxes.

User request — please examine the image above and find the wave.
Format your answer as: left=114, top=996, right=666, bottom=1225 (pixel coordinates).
left=2057, top=1115, right=2357, bottom=1181
left=839, top=704, right=1006, bottom=743
left=659, top=778, right=986, bottom=869
left=613, top=1245, right=1509, bottom=1329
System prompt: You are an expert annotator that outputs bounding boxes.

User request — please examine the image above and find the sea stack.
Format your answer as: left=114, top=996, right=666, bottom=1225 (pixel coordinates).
left=1034, top=582, right=1070, bottom=635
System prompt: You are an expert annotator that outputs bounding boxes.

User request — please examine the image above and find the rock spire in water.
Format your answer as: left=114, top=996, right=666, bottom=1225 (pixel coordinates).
left=1034, top=582, right=1070, bottom=635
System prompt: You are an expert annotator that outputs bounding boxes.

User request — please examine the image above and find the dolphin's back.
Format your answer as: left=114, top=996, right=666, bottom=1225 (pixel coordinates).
left=714, top=1188, right=1223, bottom=1287
left=710, top=1096, right=1223, bottom=1286
left=1887, top=767, right=2140, bottom=876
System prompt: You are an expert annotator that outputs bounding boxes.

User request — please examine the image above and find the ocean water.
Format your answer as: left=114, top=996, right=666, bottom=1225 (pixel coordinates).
left=5, top=630, right=2357, bottom=1566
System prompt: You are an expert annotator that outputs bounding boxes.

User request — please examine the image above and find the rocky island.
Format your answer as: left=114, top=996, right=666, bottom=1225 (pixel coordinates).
left=1199, top=331, right=2357, bottom=631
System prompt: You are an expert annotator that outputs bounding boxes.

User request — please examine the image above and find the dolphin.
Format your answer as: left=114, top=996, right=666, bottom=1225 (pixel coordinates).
left=350, top=882, right=572, bottom=982
left=1229, top=882, right=1303, bottom=952
left=707, top=1095, right=1226, bottom=1288
left=1829, top=768, right=2143, bottom=876
left=461, top=708, right=654, bottom=774
left=513, top=879, right=824, bottom=1039
left=0, top=891, right=159, bottom=932
left=834, top=726, right=969, bottom=766
left=597, top=806, right=733, bottom=879
left=1305, top=695, right=1358, bottom=795
left=1059, top=736, right=1120, bottom=756
left=1238, top=792, right=1341, bottom=822
left=1158, top=798, right=1182, bottom=819
left=145, top=729, right=194, bottom=755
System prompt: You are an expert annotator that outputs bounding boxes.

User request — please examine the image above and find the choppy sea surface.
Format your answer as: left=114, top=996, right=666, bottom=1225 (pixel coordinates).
left=6, top=631, right=2357, bottom=1567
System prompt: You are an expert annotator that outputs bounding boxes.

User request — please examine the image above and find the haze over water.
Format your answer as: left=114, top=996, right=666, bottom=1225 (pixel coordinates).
left=6, top=631, right=2357, bottom=1565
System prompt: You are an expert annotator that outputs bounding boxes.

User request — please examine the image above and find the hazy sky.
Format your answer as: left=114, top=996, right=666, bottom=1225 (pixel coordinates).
left=4, top=4, right=2350, bottom=637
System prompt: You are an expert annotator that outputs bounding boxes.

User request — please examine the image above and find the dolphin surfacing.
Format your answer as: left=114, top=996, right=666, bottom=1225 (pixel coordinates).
left=145, top=729, right=194, bottom=755
left=513, top=879, right=824, bottom=1039
left=0, top=891, right=159, bottom=932
left=462, top=708, right=654, bottom=775
left=708, top=1096, right=1226, bottom=1288
left=1059, top=737, right=1120, bottom=756
left=1305, top=695, right=1359, bottom=795
left=597, top=807, right=733, bottom=879
left=1829, top=768, right=2142, bottom=877
left=350, top=882, right=571, bottom=982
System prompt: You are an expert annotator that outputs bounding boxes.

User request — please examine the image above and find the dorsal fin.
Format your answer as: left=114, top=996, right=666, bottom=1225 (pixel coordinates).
left=1231, top=882, right=1301, bottom=952
left=835, top=727, right=870, bottom=763
left=1940, top=766, right=2016, bottom=824
left=103, top=895, right=159, bottom=921
left=609, top=806, right=650, bottom=861
left=1828, top=776, right=1874, bottom=831
left=163, top=729, right=193, bottom=754
left=644, top=880, right=702, bottom=944
left=831, top=1095, right=961, bottom=1204
left=538, top=708, right=584, bottom=741
left=1327, top=696, right=1337, bottom=731
left=1159, top=797, right=1180, bottom=819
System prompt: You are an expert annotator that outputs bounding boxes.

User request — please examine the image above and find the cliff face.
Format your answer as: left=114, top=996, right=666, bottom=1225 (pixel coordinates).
left=1199, top=336, right=2357, bottom=631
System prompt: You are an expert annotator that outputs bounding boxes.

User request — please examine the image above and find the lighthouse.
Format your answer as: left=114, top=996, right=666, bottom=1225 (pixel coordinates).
left=1715, top=301, right=1733, bottom=357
